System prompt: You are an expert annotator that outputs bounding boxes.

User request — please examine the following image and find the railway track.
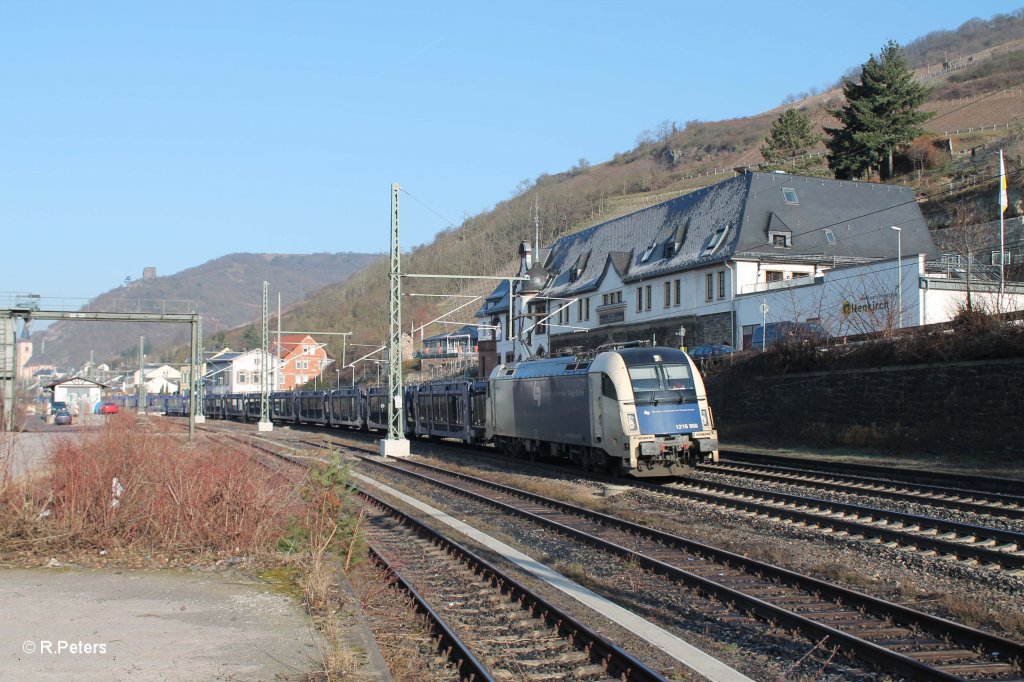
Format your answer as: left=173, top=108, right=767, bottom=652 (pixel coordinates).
left=656, top=477, right=1024, bottom=572
left=199, top=424, right=669, bottom=680
left=384, top=432, right=1024, bottom=572
left=191, top=420, right=1024, bottom=571
left=721, top=451, right=1024, bottom=497
left=703, top=460, right=1024, bottom=521
left=362, top=488, right=667, bottom=681
left=352, top=452, right=1024, bottom=681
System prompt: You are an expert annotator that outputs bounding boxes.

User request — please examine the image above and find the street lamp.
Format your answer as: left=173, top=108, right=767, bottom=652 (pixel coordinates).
left=890, top=226, right=902, bottom=329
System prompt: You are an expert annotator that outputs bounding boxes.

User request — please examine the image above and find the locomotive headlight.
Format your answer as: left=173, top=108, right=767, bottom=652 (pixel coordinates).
left=626, top=413, right=638, bottom=432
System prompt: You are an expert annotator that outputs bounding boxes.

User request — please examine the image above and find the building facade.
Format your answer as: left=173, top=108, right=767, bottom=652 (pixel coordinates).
left=476, top=171, right=1018, bottom=364
left=419, top=325, right=479, bottom=377
left=269, top=334, right=333, bottom=389
left=204, top=349, right=282, bottom=395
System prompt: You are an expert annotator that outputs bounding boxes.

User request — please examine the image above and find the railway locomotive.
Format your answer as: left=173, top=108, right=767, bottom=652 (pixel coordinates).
left=488, top=345, right=717, bottom=476
left=191, top=344, right=718, bottom=477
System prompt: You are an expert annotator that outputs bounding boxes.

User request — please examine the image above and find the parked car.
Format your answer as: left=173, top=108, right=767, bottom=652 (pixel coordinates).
left=49, top=401, right=68, bottom=416
left=100, top=401, right=119, bottom=414
left=54, top=409, right=72, bottom=426
left=688, top=344, right=735, bottom=360
left=750, top=321, right=825, bottom=349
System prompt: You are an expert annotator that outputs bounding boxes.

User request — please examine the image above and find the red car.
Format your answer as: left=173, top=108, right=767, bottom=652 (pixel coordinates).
left=100, top=401, right=119, bottom=414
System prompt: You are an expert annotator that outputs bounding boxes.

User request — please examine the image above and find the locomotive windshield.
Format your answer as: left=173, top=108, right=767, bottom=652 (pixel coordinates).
left=628, top=363, right=697, bottom=402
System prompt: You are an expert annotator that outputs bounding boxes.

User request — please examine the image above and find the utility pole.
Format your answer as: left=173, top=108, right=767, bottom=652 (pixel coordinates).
left=188, top=316, right=197, bottom=441
left=194, top=314, right=205, bottom=424
left=276, top=292, right=281, bottom=391
left=381, top=183, right=409, bottom=457
left=0, top=315, right=14, bottom=432
left=258, top=281, right=272, bottom=431
left=137, top=336, right=146, bottom=414
left=340, top=331, right=351, bottom=388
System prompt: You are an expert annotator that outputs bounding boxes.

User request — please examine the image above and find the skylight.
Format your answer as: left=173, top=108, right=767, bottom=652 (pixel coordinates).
left=782, top=187, right=799, bottom=205
left=823, top=228, right=836, bottom=245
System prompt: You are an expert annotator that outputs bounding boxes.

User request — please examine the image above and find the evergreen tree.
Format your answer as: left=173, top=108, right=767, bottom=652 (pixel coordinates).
left=825, top=40, right=933, bottom=180
left=241, top=324, right=260, bottom=349
left=759, top=108, right=821, bottom=173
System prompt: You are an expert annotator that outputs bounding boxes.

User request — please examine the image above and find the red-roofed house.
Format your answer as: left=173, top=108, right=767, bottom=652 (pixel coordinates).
left=269, top=334, right=333, bottom=390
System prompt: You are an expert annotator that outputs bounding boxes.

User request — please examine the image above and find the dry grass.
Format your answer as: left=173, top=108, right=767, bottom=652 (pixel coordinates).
left=301, top=553, right=362, bottom=681
left=998, top=610, right=1024, bottom=640
left=936, top=593, right=1024, bottom=640
left=0, top=420, right=398, bottom=680
left=282, top=454, right=375, bottom=681
left=941, top=593, right=994, bottom=628
left=807, top=561, right=879, bottom=590
left=350, top=561, right=443, bottom=681
left=0, top=414, right=302, bottom=556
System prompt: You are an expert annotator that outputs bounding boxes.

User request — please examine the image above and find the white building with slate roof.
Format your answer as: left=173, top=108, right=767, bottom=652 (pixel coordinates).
left=477, top=171, right=1024, bottom=364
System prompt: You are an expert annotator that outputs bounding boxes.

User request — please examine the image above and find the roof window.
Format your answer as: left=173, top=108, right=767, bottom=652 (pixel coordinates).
left=702, top=225, right=729, bottom=257
left=823, top=228, right=836, bottom=245
left=782, top=187, right=799, bottom=205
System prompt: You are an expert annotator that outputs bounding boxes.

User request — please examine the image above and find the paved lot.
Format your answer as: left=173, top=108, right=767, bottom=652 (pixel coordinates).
left=1, top=567, right=321, bottom=681
left=3, top=431, right=61, bottom=479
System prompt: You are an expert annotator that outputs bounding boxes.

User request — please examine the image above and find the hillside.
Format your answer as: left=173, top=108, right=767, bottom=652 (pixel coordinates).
left=39, top=252, right=380, bottom=366
left=227, top=10, right=1024, bottom=378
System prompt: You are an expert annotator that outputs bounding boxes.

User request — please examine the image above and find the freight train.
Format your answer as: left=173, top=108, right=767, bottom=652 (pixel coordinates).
left=179, top=344, right=718, bottom=477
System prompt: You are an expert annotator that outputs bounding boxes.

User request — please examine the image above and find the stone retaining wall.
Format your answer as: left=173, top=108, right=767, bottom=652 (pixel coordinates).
left=704, top=358, right=1024, bottom=453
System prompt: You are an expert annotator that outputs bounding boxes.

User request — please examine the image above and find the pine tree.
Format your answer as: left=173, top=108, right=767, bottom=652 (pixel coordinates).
left=825, top=40, right=933, bottom=180
left=759, top=108, right=821, bottom=173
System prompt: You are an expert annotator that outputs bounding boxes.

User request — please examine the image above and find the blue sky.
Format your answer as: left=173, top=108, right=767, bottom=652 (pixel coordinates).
left=3, top=1, right=1022, bottom=301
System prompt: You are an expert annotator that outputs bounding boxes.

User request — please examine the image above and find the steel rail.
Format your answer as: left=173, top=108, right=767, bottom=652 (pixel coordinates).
left=701, top=461, right=1024, bottom=520
left=366, top=544, right=496, bottom=682
left=360, top=487, right=668, bottom=682
left=660, top=478, right=1024, bottom=570
left=355, top=454, right=1024, bottom=681
left=720, top=450, right=1024, bottom=497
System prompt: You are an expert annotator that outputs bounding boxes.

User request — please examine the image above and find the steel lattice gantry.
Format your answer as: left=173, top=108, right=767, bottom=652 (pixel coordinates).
left=0, top=308, right=201, bottom=441
left=380, top=183, right=409, bottom=457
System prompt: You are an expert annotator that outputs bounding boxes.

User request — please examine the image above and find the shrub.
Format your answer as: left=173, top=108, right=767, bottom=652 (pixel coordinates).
left=1, top=415, right=302, bottom=555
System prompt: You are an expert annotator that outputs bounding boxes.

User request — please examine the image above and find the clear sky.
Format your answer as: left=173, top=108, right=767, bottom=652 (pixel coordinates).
left=3, top=1, right=1022, bottom=302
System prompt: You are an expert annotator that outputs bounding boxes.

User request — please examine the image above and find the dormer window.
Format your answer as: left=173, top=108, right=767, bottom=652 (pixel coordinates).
left=702, top=225, right=729, bottom=257
left=782, top=187, right=799, bottom=205
left=664, top=243, right=675, bottom=258
left=641, top=243, right=657, bottom=263
left=769, top=230, right=792, bottom=248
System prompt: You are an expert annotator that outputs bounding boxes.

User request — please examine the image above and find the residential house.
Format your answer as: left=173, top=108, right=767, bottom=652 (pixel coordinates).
left=204, top=349, right=281, bottom=395
left=419, top=325, right=478, bottom=377
left=133, top=364, right=182, bottom=395
left=269, top=334, right=333, bottom=390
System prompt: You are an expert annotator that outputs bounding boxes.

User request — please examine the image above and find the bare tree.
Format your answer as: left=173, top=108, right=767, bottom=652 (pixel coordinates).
left=937, top=202, right=991, bottom=313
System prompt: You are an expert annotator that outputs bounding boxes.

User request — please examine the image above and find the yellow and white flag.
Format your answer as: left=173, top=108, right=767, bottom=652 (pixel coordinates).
left=999, top=149, right=1008, bottom=214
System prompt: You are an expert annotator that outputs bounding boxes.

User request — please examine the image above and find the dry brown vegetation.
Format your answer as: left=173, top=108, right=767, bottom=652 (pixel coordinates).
left=0, top=421, right=395, bottom=680
left=713, top=310, right=1024, bottom=378
left=0, top=415, right=301, bottom=557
